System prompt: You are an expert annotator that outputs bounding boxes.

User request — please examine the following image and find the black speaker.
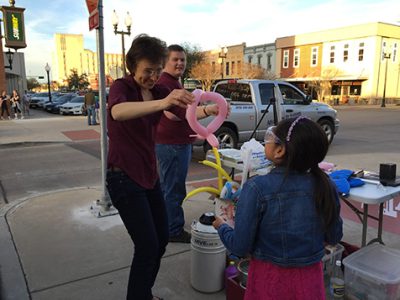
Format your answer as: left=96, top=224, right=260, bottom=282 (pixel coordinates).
left=379, top=163, right=396, bottom=182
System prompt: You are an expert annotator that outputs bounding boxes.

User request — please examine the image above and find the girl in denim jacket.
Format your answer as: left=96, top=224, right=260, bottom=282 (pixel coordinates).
left=213, top=116, right=343, bottom=300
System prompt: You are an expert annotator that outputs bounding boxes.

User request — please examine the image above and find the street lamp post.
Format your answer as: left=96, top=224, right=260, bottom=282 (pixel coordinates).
left=381, top=52, right=391, bottom=108
left=4, top=49, right=14, bottom=69
left=112, top=10, right=132, bottom=77
left=45, top=63, right=52, bottom=103
left=218, top=46, right=228, bottom=79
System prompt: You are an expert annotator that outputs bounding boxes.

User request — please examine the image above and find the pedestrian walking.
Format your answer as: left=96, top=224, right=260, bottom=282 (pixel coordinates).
left=213, top=116, right=343, bottom=300
left=106, top=34, right=194, bottom=300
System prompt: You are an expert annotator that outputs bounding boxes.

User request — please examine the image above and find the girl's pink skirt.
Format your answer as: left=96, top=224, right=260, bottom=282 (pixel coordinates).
left=244, top=258, right=326, bottom=300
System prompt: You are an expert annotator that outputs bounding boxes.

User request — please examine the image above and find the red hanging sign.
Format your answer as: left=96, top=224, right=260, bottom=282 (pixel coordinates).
left=85, top=0, right=98, bottom=14
left=86, top=0, right=99, bottom=31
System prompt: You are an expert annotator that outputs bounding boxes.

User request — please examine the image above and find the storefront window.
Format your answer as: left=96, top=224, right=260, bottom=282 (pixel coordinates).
left=350, top=86, right=361, bottom=95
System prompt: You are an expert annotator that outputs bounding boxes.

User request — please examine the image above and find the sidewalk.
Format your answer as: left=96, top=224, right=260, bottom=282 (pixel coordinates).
left=0, top=186, right=226, bottom=300
left=0, top=114, right=94, bottom=146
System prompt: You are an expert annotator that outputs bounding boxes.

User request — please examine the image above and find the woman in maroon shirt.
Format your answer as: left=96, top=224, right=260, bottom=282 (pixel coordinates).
left=106, top=34, right=194, bottom=300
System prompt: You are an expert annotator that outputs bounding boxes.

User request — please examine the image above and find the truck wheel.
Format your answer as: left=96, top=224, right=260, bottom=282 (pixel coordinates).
left=318, top=119, right=334, bottom=144
left=203, top=126, right=238, bottom=152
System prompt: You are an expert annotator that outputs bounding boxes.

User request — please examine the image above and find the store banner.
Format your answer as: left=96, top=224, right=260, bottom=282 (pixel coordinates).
left=1, top=5, right=26, bottom=49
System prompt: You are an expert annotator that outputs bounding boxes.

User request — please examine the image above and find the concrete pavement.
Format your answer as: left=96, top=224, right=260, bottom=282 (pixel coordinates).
left=1, top=106, right=400, bottom=300
left=0, top=185, right=226, bottom=300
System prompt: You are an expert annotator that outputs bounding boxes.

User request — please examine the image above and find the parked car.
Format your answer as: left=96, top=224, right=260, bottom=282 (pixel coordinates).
left=44, top=93, right=77, bottom=114
left=184, top=78, right=202, bottom=92
left=29, top=92, right=50, bottom=108
left=59, top=96, right=85, bottom=115
left=39, top=92, right=64, bottom=109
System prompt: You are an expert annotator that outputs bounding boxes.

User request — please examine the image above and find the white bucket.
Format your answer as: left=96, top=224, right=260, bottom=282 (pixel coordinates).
left=190, top=221, right=226, bottom=293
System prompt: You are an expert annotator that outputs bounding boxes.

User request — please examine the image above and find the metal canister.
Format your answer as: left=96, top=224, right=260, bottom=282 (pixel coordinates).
left=190, top=212, right=226, bottom=293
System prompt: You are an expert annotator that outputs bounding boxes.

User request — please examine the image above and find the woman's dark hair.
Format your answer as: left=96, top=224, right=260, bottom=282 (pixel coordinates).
left=125, top=34, right=167, bottom=74
left=274, top=117, right=338, bottom=230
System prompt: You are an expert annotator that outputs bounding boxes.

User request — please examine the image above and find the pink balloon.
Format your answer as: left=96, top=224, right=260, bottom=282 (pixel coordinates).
left=186, top=89, right=228, bottom=148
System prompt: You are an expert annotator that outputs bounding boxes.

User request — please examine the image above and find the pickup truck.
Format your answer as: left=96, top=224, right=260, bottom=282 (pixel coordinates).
left=196, top=79, right=339, bottom=152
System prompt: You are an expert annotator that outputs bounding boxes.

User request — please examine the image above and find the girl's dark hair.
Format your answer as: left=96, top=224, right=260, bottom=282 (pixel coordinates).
left=274, top=117, right=338, bottom=229
left=125, top=34, right=167, bottom=74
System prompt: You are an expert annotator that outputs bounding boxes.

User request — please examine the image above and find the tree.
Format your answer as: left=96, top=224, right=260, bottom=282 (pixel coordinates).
left=241, top=63, right=277, bottom=80
left=308, top=67, right=339, bottom=102
left=190, top=62, right=220, bottom=91
left=66, top=69, right=89, bottom=91
left=27, top=78, right=41, bottom=90
left=181, top=42, right=204, bottom=82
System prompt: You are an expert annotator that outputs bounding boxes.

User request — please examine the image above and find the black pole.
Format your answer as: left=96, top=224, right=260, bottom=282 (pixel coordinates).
left=113, top=18, right=130, bottom=78
left=249, top=97, right=276, bottom=140
left=46, top=70, right=52, bottom=102
left=381, top=54, right=390, bottom=108
left=121, top=32, right=126, bottom=77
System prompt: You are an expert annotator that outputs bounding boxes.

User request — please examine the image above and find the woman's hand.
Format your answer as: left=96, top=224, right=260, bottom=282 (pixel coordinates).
left=198, top=102, right=231, bottom=119
left=212, top=216, right=226, bottom=230
left=206, top=102, right=231, bottom=117
left=163, top=89, right=194, bottom=109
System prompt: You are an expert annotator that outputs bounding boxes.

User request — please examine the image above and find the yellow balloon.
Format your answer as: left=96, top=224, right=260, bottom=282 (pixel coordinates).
left=200, top=160, right=233, bottom=183
left=212, top=147, right=223, bottom=190
left=184, top=186, right=220, bottom=202
left=184, top=147, right=234, bottom=202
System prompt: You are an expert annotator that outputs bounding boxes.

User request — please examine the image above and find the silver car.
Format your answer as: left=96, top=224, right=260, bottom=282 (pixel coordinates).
left=29, top=92, right=50, bottom=109
left=59, top=96, right=84, bottom=115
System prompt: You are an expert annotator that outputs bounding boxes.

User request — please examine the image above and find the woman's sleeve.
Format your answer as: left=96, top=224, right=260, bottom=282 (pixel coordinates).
left=108, top=79, right=139, bottom=111
left=158, top=86, right=187, bottom=120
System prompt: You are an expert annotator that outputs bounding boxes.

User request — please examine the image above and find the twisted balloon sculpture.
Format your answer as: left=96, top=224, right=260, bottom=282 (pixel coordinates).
left=184, top=90, right=231, bottom=200
left=185, top=89, right=228, bottom=148
left=184, top=147, right=233, bottom=201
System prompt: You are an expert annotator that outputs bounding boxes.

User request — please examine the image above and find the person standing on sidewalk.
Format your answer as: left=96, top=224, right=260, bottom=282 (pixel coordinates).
left=213, top=117, right=343, bottom=300
left=1, top=90, right=11, bottom=120
left=94, top=93, right=100, bottom=124
left=10, top=89, right=22, bottom=119
left=22, top=90, right=30, bottom=117
left=155, top=44, right=220, bottom=243
left=84, top=89, right=97, bottom=125
left=106, top=34, right=194, bottom=300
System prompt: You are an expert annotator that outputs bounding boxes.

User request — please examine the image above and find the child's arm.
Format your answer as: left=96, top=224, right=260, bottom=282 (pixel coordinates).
left=212, top=216, right=226, bottom=229
left=325, top=192, right=344, bottom=244
left=216, top=181, right=261, bottom=257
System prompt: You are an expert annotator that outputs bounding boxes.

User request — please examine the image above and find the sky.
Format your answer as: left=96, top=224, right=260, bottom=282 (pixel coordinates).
left=8, top=0, right=400, bottom=78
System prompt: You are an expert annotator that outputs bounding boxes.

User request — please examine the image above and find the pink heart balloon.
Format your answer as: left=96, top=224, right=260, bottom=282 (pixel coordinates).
left=186, top=89, right=228, bottom=148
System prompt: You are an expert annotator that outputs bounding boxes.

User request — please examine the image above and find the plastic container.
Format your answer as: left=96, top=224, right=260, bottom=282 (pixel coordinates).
left=190, top=213, right=226, bottom=293
left=330, top=260, right=345, bottom=299
left=225, top=260, right=238, bottom=288
left=322, top=243, right=345, bottom=277
left=343, top=244, right=400, bottom=300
